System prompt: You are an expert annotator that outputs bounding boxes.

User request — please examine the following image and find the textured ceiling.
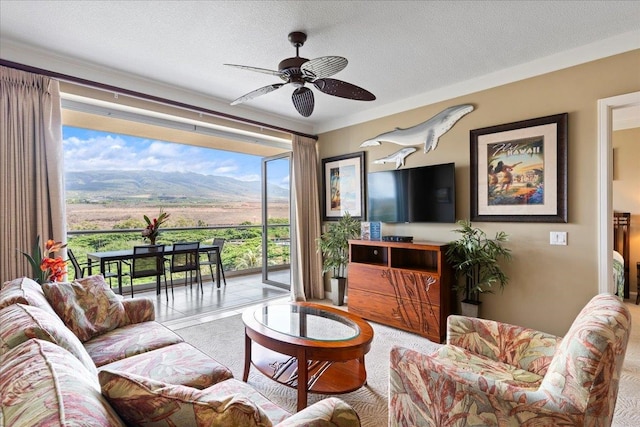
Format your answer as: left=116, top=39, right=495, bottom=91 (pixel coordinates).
left=1, top=1, right=639, bottom=134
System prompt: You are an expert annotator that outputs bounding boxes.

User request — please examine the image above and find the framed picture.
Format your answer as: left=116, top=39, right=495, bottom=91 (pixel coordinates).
left=470, top=113, right=568, bottom=223
left=322, top=151, right=365, bottom=221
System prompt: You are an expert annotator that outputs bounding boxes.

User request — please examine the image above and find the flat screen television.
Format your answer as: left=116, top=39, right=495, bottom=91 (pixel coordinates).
left=367, top=162, right=456, bottom=223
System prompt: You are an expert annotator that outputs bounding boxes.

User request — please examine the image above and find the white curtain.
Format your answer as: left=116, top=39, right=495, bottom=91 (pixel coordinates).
left=290, top=135, right=323, bottom=301
left=0, top=66, right=66, bottom=284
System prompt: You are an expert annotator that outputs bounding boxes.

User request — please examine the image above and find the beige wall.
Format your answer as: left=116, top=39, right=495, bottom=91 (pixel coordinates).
left=317, top=49, right=640, bottom=336
left=613, top=127, right=640, bottom=294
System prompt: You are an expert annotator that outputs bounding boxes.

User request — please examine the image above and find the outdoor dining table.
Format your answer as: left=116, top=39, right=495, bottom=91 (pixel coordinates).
left=86, top=244, right=221, bottom=295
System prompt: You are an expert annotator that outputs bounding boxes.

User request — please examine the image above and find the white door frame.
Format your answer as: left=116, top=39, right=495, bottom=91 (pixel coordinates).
left=597, top=91, right=640, bottom=294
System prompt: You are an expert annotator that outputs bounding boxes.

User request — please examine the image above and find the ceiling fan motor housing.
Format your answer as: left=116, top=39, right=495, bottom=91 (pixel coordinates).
left=278, top=57, right=309, bottom=87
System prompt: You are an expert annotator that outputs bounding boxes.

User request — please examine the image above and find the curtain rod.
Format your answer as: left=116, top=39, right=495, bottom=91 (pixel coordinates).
left=0, top=59, right=318, bottom=141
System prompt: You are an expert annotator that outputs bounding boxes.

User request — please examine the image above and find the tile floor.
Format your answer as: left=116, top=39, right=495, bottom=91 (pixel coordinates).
left=131, top=272, right=291, bottom=330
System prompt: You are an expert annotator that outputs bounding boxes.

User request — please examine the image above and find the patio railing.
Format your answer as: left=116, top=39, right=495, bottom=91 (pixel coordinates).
left=67, top=224, right=290, bottom=291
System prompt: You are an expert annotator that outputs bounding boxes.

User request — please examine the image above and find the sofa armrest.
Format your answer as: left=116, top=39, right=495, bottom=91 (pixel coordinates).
left=446, top=315, right=560, bottom=375
left=121, top=298, right=155, bottom=324
left=275, top=398, right=360, bottom=427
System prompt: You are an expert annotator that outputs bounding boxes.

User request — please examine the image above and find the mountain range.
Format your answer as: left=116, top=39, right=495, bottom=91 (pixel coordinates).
left=65, top=170, right=288, bottom=203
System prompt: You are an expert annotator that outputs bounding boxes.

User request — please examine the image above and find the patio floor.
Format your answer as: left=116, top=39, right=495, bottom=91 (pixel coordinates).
left=130, top=271, right=290, bottom=330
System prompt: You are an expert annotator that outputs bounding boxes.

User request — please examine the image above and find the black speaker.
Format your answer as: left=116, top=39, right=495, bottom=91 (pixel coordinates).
left=381, top=235, right=413, bottom=243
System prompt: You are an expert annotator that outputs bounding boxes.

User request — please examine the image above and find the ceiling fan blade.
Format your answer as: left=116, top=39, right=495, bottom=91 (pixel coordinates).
left=230, top=83, right=285, bottom=105
left=224, top=64, right=287, bottom=80
left=291, top=87, right=314, bottom=117
left=301, top=56, right=348, bottom=79
left=313, top=78, right=376, bottom=101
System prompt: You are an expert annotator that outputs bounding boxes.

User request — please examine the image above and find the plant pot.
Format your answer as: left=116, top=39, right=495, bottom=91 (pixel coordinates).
left=330, top=277, right=346, bottom=306
left=460, top=299, right=481, bottom=317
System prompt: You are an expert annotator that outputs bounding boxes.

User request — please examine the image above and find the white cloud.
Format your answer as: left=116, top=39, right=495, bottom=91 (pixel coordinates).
left=236, top=174, right=261, bottom=182
left=147, top=141, right=183, bottom=157
left=62, top=129, right=288, bottom=184
left=213, top=165, right=238, bottom=175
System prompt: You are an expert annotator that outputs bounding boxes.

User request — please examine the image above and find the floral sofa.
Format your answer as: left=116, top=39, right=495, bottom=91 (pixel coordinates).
left=389, top=293, right=631, bottom=426
left=0, top=275, right=360, bottom=427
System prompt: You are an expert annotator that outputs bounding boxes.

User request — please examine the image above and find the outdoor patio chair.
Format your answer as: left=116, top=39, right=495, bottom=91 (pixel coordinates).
left=120, top=244, right=167, bottom=298
left=200, top=237, right=226, bottom=287
left=167, top=241, right=202, bottom=296
left=67, top=248, right=120, bottom=289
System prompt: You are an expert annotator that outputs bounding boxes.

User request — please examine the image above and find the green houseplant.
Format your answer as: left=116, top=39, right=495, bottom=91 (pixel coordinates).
left=446, top=219, right=511, bottom=316
left=317, top=212, right=361, bottom=305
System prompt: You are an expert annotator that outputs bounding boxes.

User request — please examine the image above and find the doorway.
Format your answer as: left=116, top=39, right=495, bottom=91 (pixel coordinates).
left=597, top=91, right=640, bottom=294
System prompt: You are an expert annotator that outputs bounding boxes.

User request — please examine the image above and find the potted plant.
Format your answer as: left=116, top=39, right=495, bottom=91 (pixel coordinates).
left=317, top=212, right=361, bottom=305
left=141, top=209, right=170, bottom=245
left=445, top=219, right=511, bottom=317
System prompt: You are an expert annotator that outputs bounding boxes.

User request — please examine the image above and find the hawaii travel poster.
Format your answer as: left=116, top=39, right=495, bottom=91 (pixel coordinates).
left=472, top=114, right=567, bottom=222
left=486, top=136, right=544, bottom=206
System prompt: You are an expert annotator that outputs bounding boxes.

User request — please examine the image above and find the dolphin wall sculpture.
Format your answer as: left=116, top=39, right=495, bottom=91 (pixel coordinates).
left=373, top=147, right=417, bottom=169
left=360, top=104, right=474, bottom=153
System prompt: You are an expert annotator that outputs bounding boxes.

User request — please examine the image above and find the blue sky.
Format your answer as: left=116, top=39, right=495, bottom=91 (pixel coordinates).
left=62, top=126, right=289, bottom=186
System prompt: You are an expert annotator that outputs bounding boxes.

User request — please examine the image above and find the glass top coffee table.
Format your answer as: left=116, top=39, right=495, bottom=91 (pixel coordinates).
left=242, top=302, right=374, bottom=411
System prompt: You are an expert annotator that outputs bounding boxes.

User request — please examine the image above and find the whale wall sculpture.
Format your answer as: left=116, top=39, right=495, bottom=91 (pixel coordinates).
left=361, top=103, right=474, bottom=167
left=372, top=147, right=416, bottom=169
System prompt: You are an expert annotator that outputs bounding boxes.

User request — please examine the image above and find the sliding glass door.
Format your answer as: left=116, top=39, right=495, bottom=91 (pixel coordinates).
left=261, top=153, right=292, bottom=289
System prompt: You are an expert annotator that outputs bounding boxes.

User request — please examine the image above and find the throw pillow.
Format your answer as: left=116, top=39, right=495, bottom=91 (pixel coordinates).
left=0, top=304, right=97, bottom=375
left=0, top=276, right=58, bottom=317
left=0, top=339, right=124, bottom=427
left=43, top=275, right=126, bottom=342
left=98, top=370, right=272, bottom=427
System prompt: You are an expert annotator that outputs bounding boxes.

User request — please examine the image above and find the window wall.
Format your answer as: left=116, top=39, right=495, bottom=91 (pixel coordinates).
left=60, top=84, right=293, bottom=286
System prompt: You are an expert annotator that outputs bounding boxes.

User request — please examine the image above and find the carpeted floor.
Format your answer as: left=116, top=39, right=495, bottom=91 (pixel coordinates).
left=176, top=313, right=440, bottom=427
left=175, top=301, right=640, bottom=427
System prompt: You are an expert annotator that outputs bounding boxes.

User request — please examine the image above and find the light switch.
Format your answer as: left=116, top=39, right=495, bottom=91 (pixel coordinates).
left=550, top=231, right=567, bottom=245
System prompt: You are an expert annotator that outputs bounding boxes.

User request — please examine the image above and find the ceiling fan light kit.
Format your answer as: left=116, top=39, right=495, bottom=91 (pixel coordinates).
left=225, top=31, right=376, bottom=117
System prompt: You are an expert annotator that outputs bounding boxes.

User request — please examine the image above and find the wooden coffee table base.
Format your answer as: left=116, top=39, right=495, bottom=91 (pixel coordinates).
left=242, top=302, right=373, bottom=411
left=247, top=343, right=366, bottom=399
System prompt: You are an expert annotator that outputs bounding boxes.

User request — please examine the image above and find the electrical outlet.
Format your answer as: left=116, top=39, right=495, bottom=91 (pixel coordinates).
left=550, top=231, right=567, bottom=245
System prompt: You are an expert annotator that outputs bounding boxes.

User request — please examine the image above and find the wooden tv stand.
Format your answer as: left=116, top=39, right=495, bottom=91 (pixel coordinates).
left=347, top=239, right=454, bottom=343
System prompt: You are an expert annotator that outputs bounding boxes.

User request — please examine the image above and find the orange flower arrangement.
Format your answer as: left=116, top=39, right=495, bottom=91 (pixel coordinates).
left=22, top=236, right=67, bottom=283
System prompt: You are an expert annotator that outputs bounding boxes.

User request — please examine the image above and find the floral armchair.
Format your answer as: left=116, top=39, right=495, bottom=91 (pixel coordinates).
left=389, top=293, right=631, bottom=426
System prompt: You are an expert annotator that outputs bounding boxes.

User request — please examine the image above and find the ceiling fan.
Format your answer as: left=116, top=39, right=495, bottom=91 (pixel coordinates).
left=225, top=32, right=376, bottom=117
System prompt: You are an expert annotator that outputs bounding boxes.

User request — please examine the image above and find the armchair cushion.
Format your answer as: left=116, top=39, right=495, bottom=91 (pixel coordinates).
left=43, top=275, right=126, bottom=342
left=435, top=345, right=544, bottom=391
left=446, top=314, right=561, bottom=376
left=99, top=370, right=272, bottom=427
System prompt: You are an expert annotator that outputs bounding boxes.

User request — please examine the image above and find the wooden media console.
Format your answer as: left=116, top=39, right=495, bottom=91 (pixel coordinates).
left=347, top=239, right=454, bottom=343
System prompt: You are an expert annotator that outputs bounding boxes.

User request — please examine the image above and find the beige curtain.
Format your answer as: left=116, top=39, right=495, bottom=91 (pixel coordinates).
left=290, top=135, right=323, bottom=301
left=0, top=66, right=66, bottom=284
